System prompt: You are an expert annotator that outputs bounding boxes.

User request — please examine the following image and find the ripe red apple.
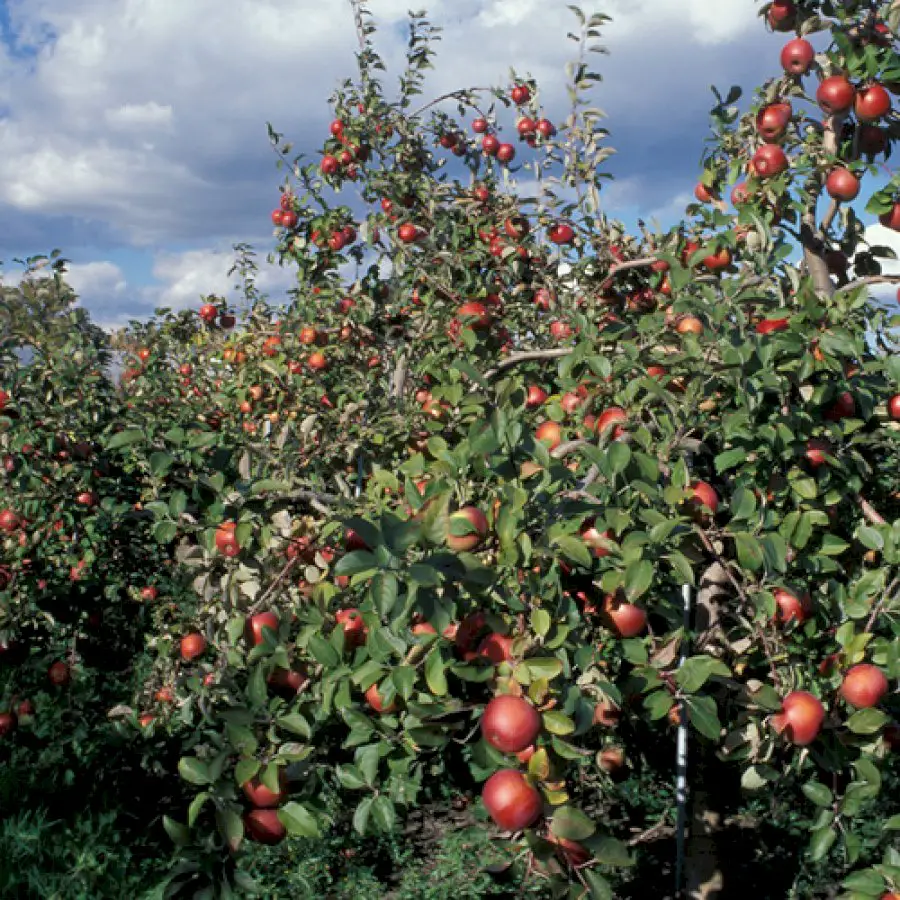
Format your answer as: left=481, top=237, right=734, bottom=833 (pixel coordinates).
left=247, top=612, right=279, bottom=646
left=215, top=521, right=239, bottom=556
left=755, top=317, right=790, bottom=335
left=599, top=746, right=625, bottom=774
left=510, top=84, right=531, bottom=104
left=181, top=633, right=206, bottom=662
left=535, top=421, right=562, bottom=450
left=825, top=167, right=860, bottom=201
left=731, top=182, right=751, bottom=206
left=752, top=144, right=789, bottom=178
left=268, top=666, right=307, bottom=696
left=702, top=247, right=732, bottom=270
left=602, top=593, right=647, bottom=638
left=688, top=480, right=719, bottom=514
left=0, top=712, right=16, bottom=736
left=780, top=38, right=814, bottom=75
left=550, top=321, right=573, bottom=340
left=0, top=509, right=20, bottom=532
left=244, top=808, right=286, bottom=845
left=824, top=391, right=855, bottom=421
left=0, top=390, right=8, bottom=411
left=855, top=84, right=891, bottom=122
left=476, top=632, right=514, bottom=665
left=858, top=124, right=887, bottom=155
left=397, top=223, right=422, bottom=243
left=198, top=303, right=218, bottom=323
left=525, top=385, right=548, bottom=408
left=336, top=609, right=368, bottom=650
left=771, top=690, right=824, bottom=745
left=48, top=661, right=70, bottom=686
left=320, top=155, right=339, bottom=175
left=676, top=316, right=704, bottom=335
left=481, top=134, right=499, bottom=155
left=756, top=102, right=792, bottom=141
left=548, top=223, right=575, bottom=244
left=472, top=117, right=489, bottom=133
left=482, top=769, right=543, bottom=831
left=773, top=588, right=811, bottom=625
left=546, top=833, right=590, bottom=867
left=817, top=76, right=856, bottom=115
left=805, top=437, right=831, bottom=469
left=365, top=682, right=398, bottom=714
left=580, top=519, right=613, bottom=558
left=887, top=393, right=900, bottom=420
left=446, top=506, right=489, bottom=552
left=767, top=0, right=796, bottom=31
left=140, top=586, right=158, bottom=602
left=694, top=182, right=716, bottom=203
left=457, top=301, right=492, bottom=331
left=880, top=202, right=900, bottom=231
left=481, top=695, right=541, bottom=753
left=242, top=771, right=287, bottom=808
left=496, top=143, right=516, bottom=163
left=840, top=664, right=888, bottom=709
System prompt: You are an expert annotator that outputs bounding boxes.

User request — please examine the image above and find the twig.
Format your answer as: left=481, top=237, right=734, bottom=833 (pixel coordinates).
left=484, top=348, right=573, bottom=379
left=837, top=274, right=900, bottom=296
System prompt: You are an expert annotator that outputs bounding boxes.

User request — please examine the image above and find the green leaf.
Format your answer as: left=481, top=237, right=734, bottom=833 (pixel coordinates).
left=277, top=713, right=312, bottom=738
left=178, top=757, right=211, bottom=786
left=733, top=532, right=764, bottom=572
left=802, top=781, right=834, bottom=808
left=685, top=694, right=721, bottom=740
left=371, top=795, right=397, bottom=833
left=152, top=520, right=178, bottom=544
left=543, top=710, right=575, bottom=735
left=424, top=650, right=447, bottom=696
left=308, top=633, right=340, bottom=667
left=592, top=835, right=634, bottom=867
left=809, top=825, right=837, bottom=861
left=846, top=708, right=888, bottom=734
left=531, top=608, right=551, bottom=638
left=163, top=815, right=191, bottom=846
left=234, top=758, right=260, bottom=788
left=525, top=658, right=563, bottom=681
left=149, top=451, right=174, bottom=477
left=624, top=559, right=653, bottom=600
left=279, top=802, right=321, bottom=837
left=554, top=534, right=593, bottom=568
left=582, top=868, right=613, bottom=900
left=371, top=572, right=398, bottom=617
left=335, top=551, right=379, bottom=576
left=550, top=806, right=596, bottom=840
left=607, top=442, right=631, bottom=475
left=187, top=792, right=210, bottom=827
left=841, top=870, right=885, bottom=894
left=106, top=427, right=145, bottom=449
left=675, top=656, right=730, bottom=693
left=353, top=796, right=373, bottom=835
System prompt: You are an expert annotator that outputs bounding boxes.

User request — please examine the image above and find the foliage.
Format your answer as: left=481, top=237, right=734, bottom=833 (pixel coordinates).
left=2, top=1, right=900, bottom=898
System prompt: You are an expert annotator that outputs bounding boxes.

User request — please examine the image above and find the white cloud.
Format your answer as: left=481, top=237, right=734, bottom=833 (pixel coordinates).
left=105, top=101, right=173, bottom=129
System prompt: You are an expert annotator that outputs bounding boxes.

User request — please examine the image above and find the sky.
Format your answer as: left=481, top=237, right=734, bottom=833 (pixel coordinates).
left=1, top=0, right=898, bottom=329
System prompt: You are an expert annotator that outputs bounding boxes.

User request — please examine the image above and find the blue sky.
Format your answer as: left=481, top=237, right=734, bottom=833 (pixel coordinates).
left=1, top=0, right=897, bottom=327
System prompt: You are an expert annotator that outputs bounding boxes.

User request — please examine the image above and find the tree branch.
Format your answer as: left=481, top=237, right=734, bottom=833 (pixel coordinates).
left=484, top=348, right=573, bottom=379
left=837, top=274, right=900, bottom=296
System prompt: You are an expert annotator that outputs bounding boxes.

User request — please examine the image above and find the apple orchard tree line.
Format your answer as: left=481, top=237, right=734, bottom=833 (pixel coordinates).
left=3, top=0, right=900, bottom=897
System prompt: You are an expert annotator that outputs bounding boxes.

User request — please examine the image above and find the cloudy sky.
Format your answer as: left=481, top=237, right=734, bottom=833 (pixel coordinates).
left=0, top=0, right=896, bottom=328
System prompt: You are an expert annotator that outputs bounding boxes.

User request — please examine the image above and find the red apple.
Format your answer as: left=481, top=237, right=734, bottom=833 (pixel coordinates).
left=756, top=102, right=792, bottom=142
left=247, top=612, right=279, bottom=646
left=535, top=421, right=562, bottom=450
left=242, top=771, right=287, bottom=808
left=180, top=633, right=206, bottom=662
left=688, top=480, right=719, bottom=514
left=767, top=0, right=796, bottom=31
left=548, top=223, right=575, bottom=244
left=825, top=168, right=860, bottom=201
left=365, top=682, right=398, bottom=714
left=215, top=521, right=240, bottom=557
left=855, top=84, right=891, bottom=122
left=880, top=203, right=900, bottom=231
left=481, top=695, right=541, bottom=754
left=887, top=393, right=900, bottom=420
left=817, top=76, right=856, bottom=115
left=780, top=38, right=814, bottom=75
left=482, top=769, right=543, bottom=831
left=771, top=690, right=824, bottom=746
left=525, top=385, right=548, bottom=408
left=336, top=608, right=368, bottom=649
left=48, top=661, right=70, bottom=686
left=773, top=588, right=811, bottom=625
left=244, top=808, right=286, bottom=845
left=602, top=593, right=647, bottom=638
left=476, top=632, right=514, bottom=665
left=446, top=506, right=489, bottom=552
left=840, top=664, right=888, bottom=709
left=752, top=144, right=789, bottom=178
left=756, top=317, right=790, bottom=335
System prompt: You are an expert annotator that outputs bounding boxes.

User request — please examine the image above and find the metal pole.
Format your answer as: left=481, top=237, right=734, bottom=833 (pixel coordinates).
left=674, top=582, right=691, bottom=897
